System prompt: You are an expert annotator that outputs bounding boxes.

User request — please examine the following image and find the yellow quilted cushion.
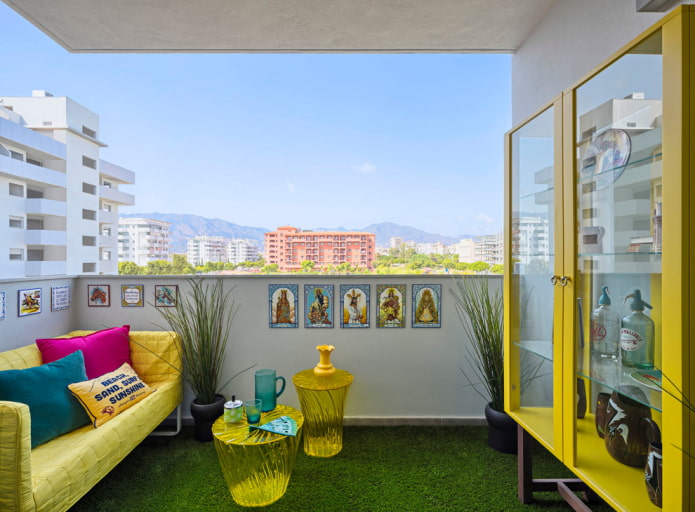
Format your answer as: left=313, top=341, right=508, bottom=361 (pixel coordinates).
left=68, top=363, right=154, bottom=427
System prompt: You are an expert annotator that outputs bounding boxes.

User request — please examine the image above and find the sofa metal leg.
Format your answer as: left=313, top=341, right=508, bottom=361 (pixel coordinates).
left=149, top=404, right=182, bottom=437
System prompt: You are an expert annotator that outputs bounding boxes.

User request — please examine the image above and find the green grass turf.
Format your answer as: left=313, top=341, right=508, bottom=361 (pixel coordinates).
left=68, top=426, right=614, bottom=511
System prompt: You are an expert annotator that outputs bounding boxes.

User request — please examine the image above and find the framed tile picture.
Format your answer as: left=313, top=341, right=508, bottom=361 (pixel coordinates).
left=51, top=285, right=71, bottom=312
left=269, top=284, right=298, bottom=328
left=121, top=284, right=144, bottom=307
left=87, top=285, right=110, bottom=307
left=340, top=284, right=370, bottom=328
left=18, top=288, right=42, bottom=317
left=0, top=291, right=6, bottom=320
left=154, top=285, right=179, bottom=307
left=304, top=284, right=334, bottom=328
left=376, top=284, right=406, bottom=328
left=412, top=284, right=441, bottom=328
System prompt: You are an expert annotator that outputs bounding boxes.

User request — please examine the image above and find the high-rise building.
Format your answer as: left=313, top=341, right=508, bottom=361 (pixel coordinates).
left=226, top=239, right=260, bottom=265
left=264, top=226, right=376, bottom=272
left=474, top=232, right=504, bottom=266
left=187, top=236, right=228, bottom=266
left=118, top=218, right=171, bottom=266
left=0, top=91, right=134, bottom=277
left=452, top=238, right=476, bottom=263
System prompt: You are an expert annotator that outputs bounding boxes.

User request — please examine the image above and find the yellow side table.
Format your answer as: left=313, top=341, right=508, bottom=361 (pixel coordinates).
left=212, top=404, right=303, bottom=507
left=293, top=345, right=353, bottom=458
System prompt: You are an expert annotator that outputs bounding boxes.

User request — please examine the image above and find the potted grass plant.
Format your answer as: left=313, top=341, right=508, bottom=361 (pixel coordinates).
left=156, top=278, right=252, bottom=442
left=450, top=275, right=516, bottom=453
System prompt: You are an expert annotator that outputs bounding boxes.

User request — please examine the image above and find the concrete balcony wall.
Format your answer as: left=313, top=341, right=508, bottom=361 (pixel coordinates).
left=0, top=274, right=495, bottom=424
left=24, top=229, right=67, bottom=246
left=99, top=185, right=134, bottom=206
left=99, top=159, right=135, bottom=184
left=0, top=155, right=67, bottom=188
left=0, top=116, right=66, bottom=159
left=25, top=198, right=67, bottom=217
left=25, top=260, right=67, bottom=277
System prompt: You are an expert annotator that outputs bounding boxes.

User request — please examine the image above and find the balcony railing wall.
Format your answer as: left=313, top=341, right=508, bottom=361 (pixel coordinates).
left=0, top=274, right=495, bottom=425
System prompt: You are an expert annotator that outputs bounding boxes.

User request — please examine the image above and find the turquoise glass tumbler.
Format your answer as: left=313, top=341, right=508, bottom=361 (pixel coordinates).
left=255, top=369, right=286, bottom=412
left=245, top=399, right=262, bottom=424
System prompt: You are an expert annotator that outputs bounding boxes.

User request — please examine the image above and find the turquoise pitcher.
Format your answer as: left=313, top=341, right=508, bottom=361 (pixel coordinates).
left=255, top=369, right=286, bottom=412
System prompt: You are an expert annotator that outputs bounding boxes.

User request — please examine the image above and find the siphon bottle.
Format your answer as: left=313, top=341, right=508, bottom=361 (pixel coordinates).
left=619, top=289, right=655, bottom=370
left=590, top=286, right=620, bottom=359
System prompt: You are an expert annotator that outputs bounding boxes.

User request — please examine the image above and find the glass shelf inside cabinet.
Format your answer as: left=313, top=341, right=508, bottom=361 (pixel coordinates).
left=578, top=355, right=662, bottom=412
left=514, top=340, right=553, bottom=362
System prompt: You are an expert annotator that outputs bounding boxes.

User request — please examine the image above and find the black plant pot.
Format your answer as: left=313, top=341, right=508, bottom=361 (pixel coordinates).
left=190, top=394, right=225, bottom=442
left=484, top=402, right=517, bottom=454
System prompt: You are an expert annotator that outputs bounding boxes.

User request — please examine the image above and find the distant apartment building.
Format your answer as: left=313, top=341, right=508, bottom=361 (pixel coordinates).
left=187, top=236, right=228, bottom=266
left=511, top=215, right=550, bottom=267
left=452, top=238, right=476, bottom=263
left=389, top=237, right=402, bottom=249
left=226, top=238, right=260, bottom=265
left=118, top=218, right=171, bottom=266
left=474, top=232, right=504, bottom=266
left=265, top=226, right=376, bottom=272
left=0, top=90, right=134, bottom=277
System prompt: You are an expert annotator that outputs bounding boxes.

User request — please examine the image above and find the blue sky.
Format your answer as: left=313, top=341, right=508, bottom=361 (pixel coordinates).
left=0, top=3, right=510, bottom=238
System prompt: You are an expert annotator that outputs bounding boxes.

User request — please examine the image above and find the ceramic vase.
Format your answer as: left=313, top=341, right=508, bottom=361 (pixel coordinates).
left=190, top=394, right=225, bottom=442
left=595, top=392, right=611, bottom=438
left=645, top=441, right=663, bottom=508
left=604, top=387, right=660, bottom=467
left=313, top=344, right=336, bottom=377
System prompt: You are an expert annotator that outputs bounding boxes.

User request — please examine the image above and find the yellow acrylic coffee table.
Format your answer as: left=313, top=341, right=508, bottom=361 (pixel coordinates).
left=293, top=346, right=353, bottom=458
left=212, top=404, right=303, bottom=507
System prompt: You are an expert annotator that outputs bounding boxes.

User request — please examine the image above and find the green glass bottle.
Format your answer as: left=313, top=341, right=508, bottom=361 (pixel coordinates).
left=619, top=289, right=655, bottom=370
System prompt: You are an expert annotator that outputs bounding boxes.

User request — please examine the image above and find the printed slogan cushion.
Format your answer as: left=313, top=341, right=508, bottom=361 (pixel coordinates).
left=68, top=362, right=154, bottom=427
left=0, top=350, right=90, bottom=448
left=37, top=325, right=132, bottom=379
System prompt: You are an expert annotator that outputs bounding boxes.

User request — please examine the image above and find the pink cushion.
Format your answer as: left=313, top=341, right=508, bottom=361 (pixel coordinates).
left=37, top=325, right=132, bottom=379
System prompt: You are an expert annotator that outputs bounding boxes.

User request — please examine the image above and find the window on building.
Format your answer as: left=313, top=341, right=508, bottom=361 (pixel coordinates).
left=9, top=183, right=24, bottom=197
left=82, top=125, right=97, bottom=138
left=27, top=249, right=43, bottom=261
left=26, top=157, right=43, bottom=167
left=102, top=250, right=111, bottom=261
left=82, top=209, right=97, bottom=221
left=82, top=262, right=96, bottom=272
left=9, top=249, right=23, bottom=261
left=82, top=236, right=96, bottom=246
left=82, top=156, right=97, bottom=169
left=26, top=218, right=43, bottom=230
left=82, top=182, right=97, bottom=195
left=102, top=180, right=112, bottom=188
left=9, top=216, right=23, bottom=228
left=26, top=189, right=43, bottom=198
left=9, top=150, right=23, bottom=161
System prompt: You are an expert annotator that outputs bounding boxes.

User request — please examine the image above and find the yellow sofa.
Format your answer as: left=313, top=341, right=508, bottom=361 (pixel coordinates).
left=0, top=331, right=183, bottom=512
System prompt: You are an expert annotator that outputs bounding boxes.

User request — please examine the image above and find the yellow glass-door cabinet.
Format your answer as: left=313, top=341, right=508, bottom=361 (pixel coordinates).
left=504, top=7, right=694, bottom=512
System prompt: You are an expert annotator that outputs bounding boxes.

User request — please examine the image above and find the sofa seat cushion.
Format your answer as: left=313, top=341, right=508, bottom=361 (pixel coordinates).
left=0, top=351, right=90, bottom=448
left=37, top=326, right=132, bottom=379
left=29, top=379, right=180, bottom=512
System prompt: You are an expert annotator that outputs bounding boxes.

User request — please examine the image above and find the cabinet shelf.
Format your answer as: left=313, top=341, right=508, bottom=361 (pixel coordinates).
left=514, top=340, right=553, bottom=362
left=578, top=360, right=662, bottom=412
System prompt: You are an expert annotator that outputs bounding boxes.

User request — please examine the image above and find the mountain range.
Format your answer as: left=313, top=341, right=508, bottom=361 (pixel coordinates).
left=120, top=213, right=473, bottom=253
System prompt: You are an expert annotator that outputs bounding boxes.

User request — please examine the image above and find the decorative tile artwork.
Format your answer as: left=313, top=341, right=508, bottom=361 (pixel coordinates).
left=0, top=291, right=6, bottom=320
left=340, top=284, right=370, bottom=328
left=304, top=284, right=334, bottom=328
left=87, top=285, right=110, bottom=307
left=51, top=285, right=71, bottom=312
left=154, top=285, right=178, bottom=307
left=376, top=284, right=406, bottom=328
left=269, top=284, right=298, bottom=328
left=412, top=284, right=441, bottom=328
left=121, top=284, right=144, bottom=307
left=18, top=288, right=41, bottom=317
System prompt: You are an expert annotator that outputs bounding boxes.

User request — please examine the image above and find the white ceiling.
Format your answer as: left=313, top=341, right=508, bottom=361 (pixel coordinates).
left=2, top=0, right=557, bottom=53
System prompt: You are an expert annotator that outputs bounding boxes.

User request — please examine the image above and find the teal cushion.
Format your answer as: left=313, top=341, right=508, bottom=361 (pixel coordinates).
left=0, top=350, right=90, bottom=448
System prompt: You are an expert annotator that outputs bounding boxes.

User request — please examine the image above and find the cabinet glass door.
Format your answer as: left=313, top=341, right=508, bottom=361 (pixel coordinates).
left=509, top=104, right=558, bottom=447
left=573, top=29, right=662, bottom=510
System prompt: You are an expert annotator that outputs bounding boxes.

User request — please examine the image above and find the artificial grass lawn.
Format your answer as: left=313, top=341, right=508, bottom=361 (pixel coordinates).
left=69, top=425, right=613, bottom=512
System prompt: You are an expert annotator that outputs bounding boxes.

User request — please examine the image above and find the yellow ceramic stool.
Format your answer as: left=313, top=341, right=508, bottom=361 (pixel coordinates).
left=293, top=345, right=353, bottom=457
left=212, top=404, right=303, bottom=507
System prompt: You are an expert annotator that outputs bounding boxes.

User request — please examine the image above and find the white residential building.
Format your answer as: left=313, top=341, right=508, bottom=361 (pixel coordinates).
left=187, top=236, right=228, bottom=266
left=226, top=239, right=260, bottom=265
left=452, top=238, right=476, bottom=263
left=118, top=218, right=171, bottom=266
left=474, top=232, right=504, bottom=266
left=0, top=91, right=134, bottom=277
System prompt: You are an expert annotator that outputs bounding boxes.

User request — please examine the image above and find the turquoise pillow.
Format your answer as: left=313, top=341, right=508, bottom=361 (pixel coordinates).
left=0, top=350, right=90, bottom=448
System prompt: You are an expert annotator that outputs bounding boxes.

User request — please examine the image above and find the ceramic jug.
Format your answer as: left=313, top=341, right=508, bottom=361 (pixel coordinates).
left=595, top=392, right=611, bottom=438
left=255, top=369, right=286, bottom=412
left=604, top=386, right=660, bottom=467
left=645, top=441, right=663, bottom=508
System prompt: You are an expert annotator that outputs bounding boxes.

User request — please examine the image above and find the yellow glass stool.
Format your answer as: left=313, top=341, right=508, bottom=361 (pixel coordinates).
left=212, top=404, right=303, bottom=507
left=293, top=347, right=353, bottom=458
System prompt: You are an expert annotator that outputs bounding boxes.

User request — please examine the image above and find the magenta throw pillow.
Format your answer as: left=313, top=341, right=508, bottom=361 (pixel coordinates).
left=36, top=325, right=132, bottom=379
